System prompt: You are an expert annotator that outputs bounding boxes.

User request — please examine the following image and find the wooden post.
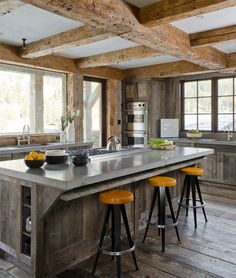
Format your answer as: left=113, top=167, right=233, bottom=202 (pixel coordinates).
left=67, top=73, right=84, bottom=141
left=106, top=79, right=122, bottom=140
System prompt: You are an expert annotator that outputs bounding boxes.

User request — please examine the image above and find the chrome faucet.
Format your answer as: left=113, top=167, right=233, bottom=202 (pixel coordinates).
left=17, top=124, right=31, bottom=145
left=22, top=124, right=30, bottom=140
left=224, top=125, right=233, bottom=141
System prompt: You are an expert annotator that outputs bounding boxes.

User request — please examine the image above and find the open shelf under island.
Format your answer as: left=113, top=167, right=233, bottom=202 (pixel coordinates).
left=0, top=146, right=213, bottom=277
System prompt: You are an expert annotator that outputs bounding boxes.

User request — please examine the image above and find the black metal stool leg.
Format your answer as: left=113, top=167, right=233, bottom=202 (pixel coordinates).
left=166, top=188, right=181, bottom=243
left=142, top=188, right=158, bottom=242
left=121, top=205, right=139, bottom=271
left=176, top=176, right=188, bottom=219
left=92, top=206, right=111, bottom=275
left=185, top=176, right=191, bottom=217
left=159, top=187, right=166, bottom=252
left=111, top=206, right=115, bottom=261
left=195, top=177, right=208, bottom=222
left=113, top=205, right=121, bottom=278
left=191, top=177, right=197, bottom=228
left=157, top=188, right=161, bottom=236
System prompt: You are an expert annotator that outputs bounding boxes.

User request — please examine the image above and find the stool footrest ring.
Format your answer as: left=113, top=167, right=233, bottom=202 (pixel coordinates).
left=146, top=220, right=178, bottom=229
left=178, top=198, right=205, bottom=209
left=96, top=240, right=135, bottom=256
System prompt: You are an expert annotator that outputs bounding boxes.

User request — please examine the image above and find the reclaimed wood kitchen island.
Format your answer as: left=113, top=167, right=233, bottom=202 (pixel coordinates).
left=0, top=147, right=213, bottom=277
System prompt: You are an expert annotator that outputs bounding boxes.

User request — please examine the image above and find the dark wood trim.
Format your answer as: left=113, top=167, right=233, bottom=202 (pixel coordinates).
left=83, top=76, right=107, bottom=147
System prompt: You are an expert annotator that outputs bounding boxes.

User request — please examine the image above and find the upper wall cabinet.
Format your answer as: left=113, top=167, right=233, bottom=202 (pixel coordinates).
left=124, top=81, right=151, bottom=100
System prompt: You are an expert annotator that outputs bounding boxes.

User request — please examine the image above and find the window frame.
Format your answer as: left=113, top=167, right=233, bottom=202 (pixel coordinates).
left=181, top=79, right=213, bottom=132
left=0, top=63, right=66, bottom=135
left=83, top=76, right=107, bottom=146
left=181, top=76, right=236, bottom=133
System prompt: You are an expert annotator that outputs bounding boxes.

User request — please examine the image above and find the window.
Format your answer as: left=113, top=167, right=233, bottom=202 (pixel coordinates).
left=183, top=80, right=212, bottom=131
left=217, top=78, right=236, bottom=131
left=0, top=64, right=66, bottom=134
left=83, top=77, right=106, bottom=148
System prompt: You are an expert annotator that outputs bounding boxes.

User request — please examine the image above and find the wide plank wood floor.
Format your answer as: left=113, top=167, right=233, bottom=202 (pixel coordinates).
left=57, top=194, right=236, bottom=278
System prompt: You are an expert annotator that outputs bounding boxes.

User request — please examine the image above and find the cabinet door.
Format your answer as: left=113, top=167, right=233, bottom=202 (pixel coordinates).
left=137, top=82, right=149, bottom=99
left=125, top=83, right=137, bottom=99
left=12, top=153, right=27, bottom=159
left=200, top=153, right=219, bottom=183
left=0, top=154, right=12, bottom=161
left=222, top=152, right=236, bottom=185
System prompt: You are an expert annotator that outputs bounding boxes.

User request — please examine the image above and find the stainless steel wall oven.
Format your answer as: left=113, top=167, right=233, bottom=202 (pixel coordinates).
left=124, top=101, right=148, bottom=147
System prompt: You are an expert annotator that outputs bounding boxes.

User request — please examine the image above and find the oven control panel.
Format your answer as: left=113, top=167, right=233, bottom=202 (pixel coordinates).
left=126, top=102, right=147, bottom=109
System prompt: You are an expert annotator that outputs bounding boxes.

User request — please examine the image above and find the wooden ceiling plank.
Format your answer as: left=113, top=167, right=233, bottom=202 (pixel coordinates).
left=21, top=25, right=114, bottom=58
left=21, top=0, right=227, bottom=70
left=191, top=25, right=236, bottom=47
left=77, top=46, right=162, bottom=68
left=140, top=0, right=236, bottom=27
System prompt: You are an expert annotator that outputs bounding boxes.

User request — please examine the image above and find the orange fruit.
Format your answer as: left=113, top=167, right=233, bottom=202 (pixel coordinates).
left=25, top=154, right=34, bottom=161
left=37, top=153, right=46, bottom=160
left=29, top=151, right=38, bottom=160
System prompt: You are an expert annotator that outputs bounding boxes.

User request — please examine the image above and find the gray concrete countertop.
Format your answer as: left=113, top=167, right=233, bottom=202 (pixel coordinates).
left=173, top=138, right=236, bottom=146
left=0, top=141, right=93, bottom=155
left=0, top=147, right=213, bottom=191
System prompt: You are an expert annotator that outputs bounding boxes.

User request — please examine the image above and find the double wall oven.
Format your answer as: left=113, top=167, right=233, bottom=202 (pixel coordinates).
left=124, top=101, right=148, bottom=147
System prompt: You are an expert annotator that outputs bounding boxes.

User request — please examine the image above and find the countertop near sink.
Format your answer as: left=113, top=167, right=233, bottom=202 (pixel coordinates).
left=172, top=138, right=236, bottom=146
left=0, top=141, right=93, bottom=155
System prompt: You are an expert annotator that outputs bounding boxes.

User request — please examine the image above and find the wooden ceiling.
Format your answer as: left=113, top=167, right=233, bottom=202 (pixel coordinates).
left=1, top=0, right=236, bottom=79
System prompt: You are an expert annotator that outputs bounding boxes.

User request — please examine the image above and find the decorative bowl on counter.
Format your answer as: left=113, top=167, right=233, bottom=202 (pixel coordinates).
left=45, top=149, right=68, bottom=164
left=24, top=151, right=45, bottom=168
left=186, top=131, right=202, bottom=139
left=45, top=154, right=68, bottom=164
left=24, top=159, right=45, bottom=168
left=72, top=151, right=90, bottom=166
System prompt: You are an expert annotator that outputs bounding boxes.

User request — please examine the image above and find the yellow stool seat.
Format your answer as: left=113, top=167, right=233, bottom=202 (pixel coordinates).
left=148, top=176, right=176, bottom=187
left=180, top=167, right=204, bottom=176
left=99, top=189, right=134, bottom=205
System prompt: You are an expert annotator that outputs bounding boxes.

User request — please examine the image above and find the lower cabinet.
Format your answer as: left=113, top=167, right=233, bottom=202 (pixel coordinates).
left=175, top=141, right=236, bottom=186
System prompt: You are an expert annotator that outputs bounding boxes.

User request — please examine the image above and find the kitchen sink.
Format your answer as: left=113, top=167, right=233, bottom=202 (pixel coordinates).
left=15, top=143, right=49, bottom=148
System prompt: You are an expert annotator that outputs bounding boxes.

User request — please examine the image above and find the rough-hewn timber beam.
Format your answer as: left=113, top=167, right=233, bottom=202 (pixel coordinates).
left=79, top=66, right=125, bottom=80
left=191, top=25, right=236, bottom=47
left=77, top=46, right=162, bottom=68
left=125, top=61, right=209, bottom=79
left=140, top=0, right=236, bottom=27
left=21, top=0, right=227, bottom=70
left=125, top=52, right=236, bottom=79
left=21, top=25, right=114, bottom=58
left=0, top=43, right=76, bottom=73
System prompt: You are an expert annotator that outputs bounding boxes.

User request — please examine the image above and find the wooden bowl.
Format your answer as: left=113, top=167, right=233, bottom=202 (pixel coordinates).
left=24, top=159, right=45, bottom=168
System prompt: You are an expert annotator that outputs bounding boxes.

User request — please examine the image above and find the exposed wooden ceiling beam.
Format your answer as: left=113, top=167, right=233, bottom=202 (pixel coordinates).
left=191, top=25, right=236, bottom=47
left=21, top=25, right=114, bottom=58
left=21, top=0, right=227, bottom=70
left=79, top=66, right=125, bottom=80
left=140, top=0, right=236, bottom=27
left=125, top=52, right=236, bottom=79
left=0, top=43, right=76, bottom=73
left=77, top=46, right=162, bottom=68
left=125, top=61, right=209, bottom=79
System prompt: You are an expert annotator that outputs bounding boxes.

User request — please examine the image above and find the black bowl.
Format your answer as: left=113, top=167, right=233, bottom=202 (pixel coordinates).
left=24, top=159, right=45, bottom=169
left=45, top=155, right=68, bottom=164
left=72, top=156, right=90, bottom=166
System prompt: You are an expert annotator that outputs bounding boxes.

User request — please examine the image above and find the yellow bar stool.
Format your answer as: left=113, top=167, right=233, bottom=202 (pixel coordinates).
left=176, top=167, right=207, bottom=228
left=142, top=176, right=181, bottom=252
left=92, top=189, right=139, bottom=278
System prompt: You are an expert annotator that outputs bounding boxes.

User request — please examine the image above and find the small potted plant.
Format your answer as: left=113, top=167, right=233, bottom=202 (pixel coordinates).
left=66, top=106, right=80, bottom=142
left=60, top=115, right=68, bottom=143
